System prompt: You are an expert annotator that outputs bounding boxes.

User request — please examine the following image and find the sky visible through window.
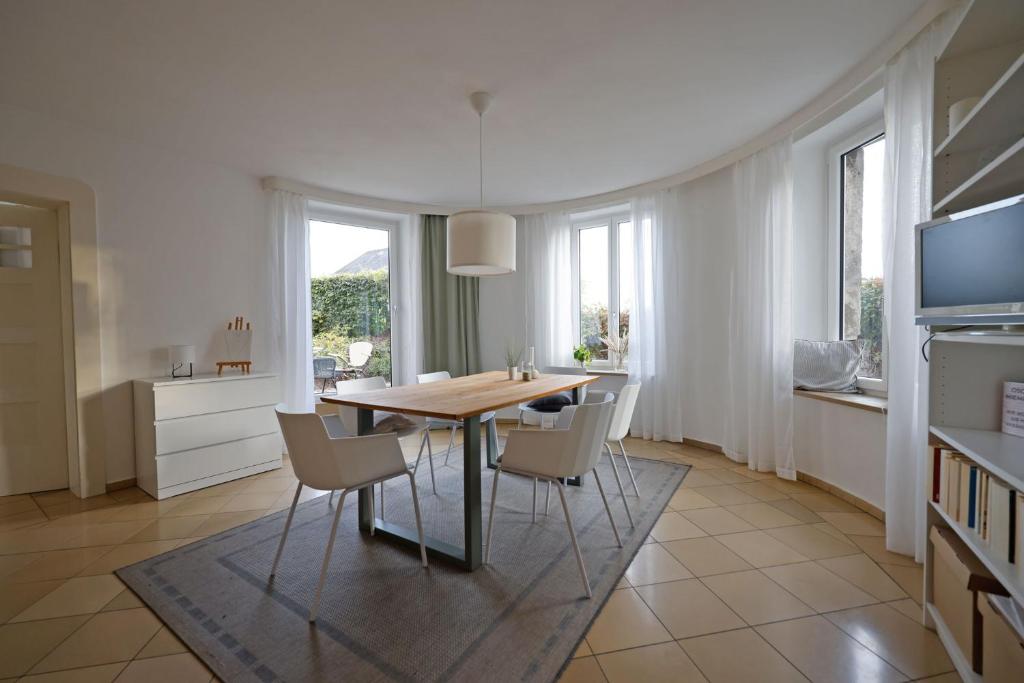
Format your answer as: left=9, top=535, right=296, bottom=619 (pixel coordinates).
left=860, top=137, right=885, bottom=280
left=309, top=220, right=388, bottom=276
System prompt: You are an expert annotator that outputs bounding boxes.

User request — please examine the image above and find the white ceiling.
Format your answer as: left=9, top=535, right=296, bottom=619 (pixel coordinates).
left=0, top=1, right=924, bottom=207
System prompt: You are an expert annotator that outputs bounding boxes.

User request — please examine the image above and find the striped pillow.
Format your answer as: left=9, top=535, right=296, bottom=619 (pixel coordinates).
left=793, top=340, right=863, bottom=393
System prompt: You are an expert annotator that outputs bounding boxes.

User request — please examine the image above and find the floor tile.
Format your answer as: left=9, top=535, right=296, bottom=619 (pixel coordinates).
left=30, top=608, right=162, bottom=674
left=756, top=615, right=905, bottom=683
left=764, top=479, right=819, bottom=495
left=101, top=589, right=144, bottom=612
left=573, top=639, right=591, bottom=658
left=668, top=489, right=718, bottom=511
left=0, top=615, right=90, bottom=678
left=767, top=500, right=824, bottom=524
left=661, top=536, right=755, bottom=577
left=730, top=482, right=790, bottom=502
left=76, top=541, right=181, bottom=576
left=0, top=509, right=48, bottom=532
left=706, top=469, right=755, bottom=485
left=216, top=492, right=281, bottom=513
left=159, top=497, right=231, bottom=518
left=681, top=507, right=756, bottom=535
left=0, top=495, right=38, bottom=518
left=701, top=570, right=814, bottom=625
left=597, top=641, right=708, bottom=682
left=818, top=512, right=885, bottom=537
left=886, top=598, right=924, bottom=624
left=125, top=516, right=211, bottom=543
left=817, top=554, right=907, bottom=602
left=560, top=656, right=607, bottom=683
left=826, top=604, right=953, bottom=679
left=788, top=492, right=860, bottom=513
left=189, top=511, right=264, bottom=537
left=3, top=547, right=115, bottom=583
left=878, top=563, right=923, bottom=604
left=694, top=485, right=759, bottom=506
left=0, top=579, right=64, bottom=622
left=11, top=575, right=125, bottom=622
left=764, top=524, right=859, bottom=560
left=19, top=662, right=128, bottom=682
left=680, top=471, right=726, bottom=488
left=725, top=503, right=803, bottom=529
left=635, top=579, right=745, bottom=639
left=847, top=535, right=918, bottom=567
left=760, top=562, right=876, bottom=612
left=715, top=530, right=810, bottom=567
left=913, top=672, right=962, bottom=682
left=584, top=588, right=673, bottom=654
left=649, top=513, right=707, bottom=542
left=112, top=652, right=211, bottom=682
left=680, top=627, right=809, bottom=683
left=625, top=543, right=693, bottom=586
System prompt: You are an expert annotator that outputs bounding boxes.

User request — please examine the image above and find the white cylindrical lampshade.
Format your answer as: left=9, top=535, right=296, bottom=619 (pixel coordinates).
left=446, top=210, right=516, bottom=276
left=168, top=345, right=195, bottom=367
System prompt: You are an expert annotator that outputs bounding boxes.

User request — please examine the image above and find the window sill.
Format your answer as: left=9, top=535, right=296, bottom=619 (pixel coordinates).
left=586, top=367, right=629, bottom=376
left=794, top=389, right=887, bottom=415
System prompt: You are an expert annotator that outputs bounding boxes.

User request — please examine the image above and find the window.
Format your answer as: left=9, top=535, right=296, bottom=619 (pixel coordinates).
left=308, top=216, right=393, bottom=388
left=834, top=129, right=886, bottom=387
left=572, top=210, right=633, bottom=366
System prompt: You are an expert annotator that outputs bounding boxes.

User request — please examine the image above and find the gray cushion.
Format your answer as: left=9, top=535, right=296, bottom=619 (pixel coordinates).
left=793, top=339, right=862, bottom=393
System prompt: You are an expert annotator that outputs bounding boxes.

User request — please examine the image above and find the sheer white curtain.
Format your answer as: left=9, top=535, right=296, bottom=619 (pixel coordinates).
left=523, top=211, right=573, bottom=368
left=883, top=7, right=963, bottom=559
left=391, top=213, right=423, bottom=386
left=268, top=190, right=313, bottom=412
left=629, top=189, right=686, bottom=442
left=724, top=138, right=795, bottom=477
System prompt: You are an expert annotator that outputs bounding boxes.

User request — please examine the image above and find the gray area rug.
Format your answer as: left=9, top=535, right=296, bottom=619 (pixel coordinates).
left=118, top=453, right=688, bottom=683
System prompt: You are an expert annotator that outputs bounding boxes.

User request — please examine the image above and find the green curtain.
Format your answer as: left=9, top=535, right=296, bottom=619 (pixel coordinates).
left=420, top=215, right=481, bottom=376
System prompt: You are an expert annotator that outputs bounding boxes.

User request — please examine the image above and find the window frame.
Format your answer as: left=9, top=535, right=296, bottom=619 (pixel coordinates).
left=306, top=205, right=400, bottom=384
left=570, top=208, right=631, bottom=369
left=827, top=120, right=887, bottom=393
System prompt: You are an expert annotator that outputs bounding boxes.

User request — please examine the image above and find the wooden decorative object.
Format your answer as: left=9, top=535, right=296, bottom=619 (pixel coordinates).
left=217, top=316, right=254, bottom=375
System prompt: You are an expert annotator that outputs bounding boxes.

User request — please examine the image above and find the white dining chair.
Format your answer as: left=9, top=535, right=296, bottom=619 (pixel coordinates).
left=517, top=365, right=587, bottom=428
left=485, top=394, right=620, bottom=598
left=416, top=371, right=497, bottom=466
left=271, top=407, right=428, bottom=622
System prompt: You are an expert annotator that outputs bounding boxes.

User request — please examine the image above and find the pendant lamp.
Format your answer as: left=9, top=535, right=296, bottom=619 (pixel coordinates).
left=447, top=92, right=516, bottom=276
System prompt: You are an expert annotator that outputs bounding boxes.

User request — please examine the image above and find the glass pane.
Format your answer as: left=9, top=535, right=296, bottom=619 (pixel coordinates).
left=617, top=221, right=634, bottom=361
left=309, top=220, right=392, bottom=388
left=841, top=135, right=885, bottom=380
left=578, top=225, right=609, bottom=361
left=0, top=227, right=32, bottom=268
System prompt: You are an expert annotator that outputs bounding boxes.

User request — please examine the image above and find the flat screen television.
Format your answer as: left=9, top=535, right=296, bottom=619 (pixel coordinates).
left=915, top=196, right=1024, bottom=325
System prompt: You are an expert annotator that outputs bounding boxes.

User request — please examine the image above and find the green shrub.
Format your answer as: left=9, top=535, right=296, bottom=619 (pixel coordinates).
left=311, top=269, right=392, bottom=381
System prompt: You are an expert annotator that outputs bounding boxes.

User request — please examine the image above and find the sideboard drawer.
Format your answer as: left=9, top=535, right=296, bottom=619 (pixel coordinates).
left=154, top=405, right=277, bottom=456
left=153, top=375, right=279, bottom=420
left=155, top=433, right=280, bottom=489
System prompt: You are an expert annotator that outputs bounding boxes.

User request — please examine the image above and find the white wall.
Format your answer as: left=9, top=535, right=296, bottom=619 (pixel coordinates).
left=0, top=104, right=270, bottom=484
left=793, top=396, right=886, bottom=510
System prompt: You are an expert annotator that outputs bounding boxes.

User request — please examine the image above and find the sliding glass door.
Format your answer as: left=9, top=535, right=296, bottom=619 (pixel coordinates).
left=309, top=219, right=392, bottom=388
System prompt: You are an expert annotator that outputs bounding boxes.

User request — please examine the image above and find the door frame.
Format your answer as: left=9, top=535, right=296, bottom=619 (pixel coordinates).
left=0, top=164, right=106, bottom=498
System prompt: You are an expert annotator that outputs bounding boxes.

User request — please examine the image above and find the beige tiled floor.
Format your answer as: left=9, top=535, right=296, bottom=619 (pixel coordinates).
left=0, top=431, right=955, bottom=682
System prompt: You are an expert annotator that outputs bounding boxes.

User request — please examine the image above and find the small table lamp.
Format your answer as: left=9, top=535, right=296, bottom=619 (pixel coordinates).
left=168, top=345, right=195, bottom=378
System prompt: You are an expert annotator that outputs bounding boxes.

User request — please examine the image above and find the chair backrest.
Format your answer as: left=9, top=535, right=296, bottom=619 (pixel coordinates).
left=416, top=370, right=451, bottom=384
left=545, top=365, right=586, bottom=376
left=276, top=406, right=403, bottom=490
left=557, top=393, right=615, bottom=477
left=608, top=383, right=641, bottom=441
left=334, top=376, right=386, bottom=434
left=348, top=341, right=373, bottom=367
left=313, top=357, right=336, bottom=379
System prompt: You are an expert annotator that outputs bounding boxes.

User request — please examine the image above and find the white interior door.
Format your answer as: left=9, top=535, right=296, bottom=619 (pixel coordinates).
left=0, top=204, right=68, bottom=495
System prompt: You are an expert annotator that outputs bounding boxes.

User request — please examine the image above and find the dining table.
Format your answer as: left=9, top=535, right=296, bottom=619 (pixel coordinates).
left=319, top=370, right=600, bottom=571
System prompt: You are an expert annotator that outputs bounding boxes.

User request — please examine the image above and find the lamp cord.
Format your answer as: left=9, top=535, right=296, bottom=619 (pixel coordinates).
left=478, top=112, right=484, bottom=209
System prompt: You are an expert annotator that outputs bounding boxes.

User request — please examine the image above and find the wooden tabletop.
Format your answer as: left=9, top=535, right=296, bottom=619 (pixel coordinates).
left=319, top=370, right=600, bottom=420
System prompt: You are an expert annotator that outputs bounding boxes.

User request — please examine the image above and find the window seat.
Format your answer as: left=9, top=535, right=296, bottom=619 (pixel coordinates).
left=794, top=389, right=887, bottom=415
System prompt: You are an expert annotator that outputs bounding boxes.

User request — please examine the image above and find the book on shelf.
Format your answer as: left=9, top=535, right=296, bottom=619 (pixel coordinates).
left=933, top=447, right=1024, bottom=582
left=1004, top=381, right=1024, bottom=438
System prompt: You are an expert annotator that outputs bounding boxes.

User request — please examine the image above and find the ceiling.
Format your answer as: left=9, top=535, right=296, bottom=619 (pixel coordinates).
left=0, top=1, right=924, bottom=207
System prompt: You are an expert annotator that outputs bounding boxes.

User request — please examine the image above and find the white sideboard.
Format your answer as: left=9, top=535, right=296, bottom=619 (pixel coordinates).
left=133, top=372, right=282, bottom=499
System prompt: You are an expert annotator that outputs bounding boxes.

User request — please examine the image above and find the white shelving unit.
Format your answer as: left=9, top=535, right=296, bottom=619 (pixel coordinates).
left=923, top=4, right=1024, bottom=678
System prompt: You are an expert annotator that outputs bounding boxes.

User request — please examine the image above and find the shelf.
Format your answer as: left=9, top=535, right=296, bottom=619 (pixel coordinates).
left=938, top=0, right=1024, bottom=62
left=932, top=332, right=1024, bottom=347
left=929, top=501, right=1024, bottom=607
left=933, top=137, right=1024, bottom=214
left=930, top=425, right=1024, bottom=493
left=934, top=52, right=1024, bottom=158
left=925, top=603, right=982, bottom=683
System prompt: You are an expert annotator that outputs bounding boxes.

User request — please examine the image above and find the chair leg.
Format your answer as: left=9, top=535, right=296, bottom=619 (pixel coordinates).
left=426, top=431, right=436, bottom=494
left=554, top=480, right=591, bottom=598
left=413, top=431, right=427, bottom=474
left=532, top=478, right=537, bottom=523
left=605, top=443, right=635, bottom=527
left=406, top=472, right=428, bottom=567
left=592, top=469, right=622, bottom=547
left=369, top=484, right=376, bottom=536
left=380, top=480, right=385, bottom=521
left=545, top=481, right=551, bottom=515
left=270, top=482, right=302, bottom=577
left=619, top=439, right=640, bottom=496
left=484, top=468, right=501, bottom=564
left=309, top=489, right=347, bottom=622
left=328, top=489, right=335, bottom=505
left=443, top=425, right=457, bottom=465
